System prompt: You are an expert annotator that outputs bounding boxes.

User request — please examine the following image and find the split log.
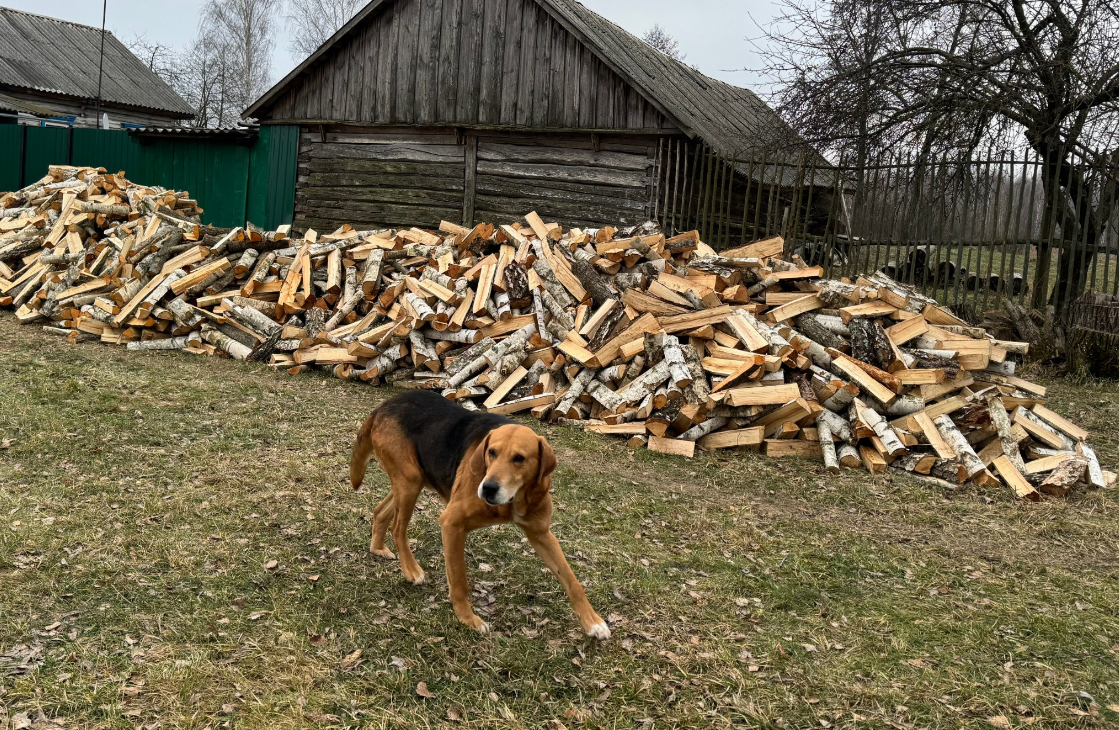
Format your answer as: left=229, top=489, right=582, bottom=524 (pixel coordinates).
left=201, top=324, right=251, bottom=360
left=1039, top=456, right=1088, bottom=496
left=817, top=419, right=840, bottom=474
left=933, top=415, right=987, bottom=481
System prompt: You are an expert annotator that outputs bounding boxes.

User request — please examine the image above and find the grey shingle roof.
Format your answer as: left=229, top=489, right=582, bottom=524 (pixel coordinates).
left=0, top=7, right=194, bottom=117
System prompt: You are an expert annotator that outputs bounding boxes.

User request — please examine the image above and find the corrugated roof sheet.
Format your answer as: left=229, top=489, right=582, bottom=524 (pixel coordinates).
left=0, top=7, right=194, bottom=117
left=0, top=90, right=54, bottom=116
left=246, top=0, right=825, bottom=168
left=129, top=125, right=258, bottom=142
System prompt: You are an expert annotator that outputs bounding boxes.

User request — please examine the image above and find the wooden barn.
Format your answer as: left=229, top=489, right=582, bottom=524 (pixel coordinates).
left=245, top=0, right=829, bottom=242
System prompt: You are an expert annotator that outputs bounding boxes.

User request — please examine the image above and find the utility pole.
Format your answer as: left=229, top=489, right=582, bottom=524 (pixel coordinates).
left=93, top=0, right=108, bottom=129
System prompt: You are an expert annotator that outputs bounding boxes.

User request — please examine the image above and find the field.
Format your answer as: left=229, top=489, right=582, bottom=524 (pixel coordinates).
left=2, top=314, right=1118, bottom=729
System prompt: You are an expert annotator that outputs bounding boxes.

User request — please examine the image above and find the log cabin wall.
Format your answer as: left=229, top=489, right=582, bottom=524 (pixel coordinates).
left=294, top=124, right=666, bottom=232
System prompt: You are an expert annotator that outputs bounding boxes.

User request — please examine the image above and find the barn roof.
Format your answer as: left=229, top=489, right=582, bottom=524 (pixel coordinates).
left=245, top=0, right=822, bottom=165
left=0, top=7, right=194, bottom=117
left=540, top=0, right=821, bottom=164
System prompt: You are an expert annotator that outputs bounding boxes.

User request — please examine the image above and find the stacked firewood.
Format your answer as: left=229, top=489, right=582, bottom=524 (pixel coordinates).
left=1, top=166, right=1110, bottom=499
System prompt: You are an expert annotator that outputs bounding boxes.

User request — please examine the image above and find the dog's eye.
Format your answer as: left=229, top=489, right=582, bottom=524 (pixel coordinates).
left=512, top=454, right=525, bottom=463
left=487, top=448, right=497, bottom=459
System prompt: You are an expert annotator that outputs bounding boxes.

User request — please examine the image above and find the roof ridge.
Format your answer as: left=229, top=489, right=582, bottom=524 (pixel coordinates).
left=0, top=5, right=113, bottom=35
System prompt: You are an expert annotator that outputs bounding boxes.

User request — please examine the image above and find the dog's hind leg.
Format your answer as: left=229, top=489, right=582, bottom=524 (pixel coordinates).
left=369, top=493, right=396, bottom=559
left=390, top=478, right=426, bottom=584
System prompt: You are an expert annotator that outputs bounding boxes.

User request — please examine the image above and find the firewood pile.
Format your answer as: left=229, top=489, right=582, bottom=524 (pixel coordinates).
left=1, top=166, right=1111, bottom=499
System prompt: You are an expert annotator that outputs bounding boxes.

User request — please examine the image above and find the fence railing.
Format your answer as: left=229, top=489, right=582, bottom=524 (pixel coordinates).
left=654, top=142, right=1119, bottom=318
left=0, top=124, right=299, bottom=230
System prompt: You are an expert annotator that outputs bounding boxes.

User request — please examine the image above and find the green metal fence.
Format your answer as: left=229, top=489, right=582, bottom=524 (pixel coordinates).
left=0, top=124, right=298, bottom=230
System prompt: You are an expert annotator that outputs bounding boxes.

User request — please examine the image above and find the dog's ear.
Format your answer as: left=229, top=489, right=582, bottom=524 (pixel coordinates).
left=469, top=432, right=491, bottom=477
left=536, top=436, right=556, bottom=487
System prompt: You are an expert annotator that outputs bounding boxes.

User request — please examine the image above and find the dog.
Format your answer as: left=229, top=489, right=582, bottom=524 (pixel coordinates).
left=349, top=390, right=609, bottom=640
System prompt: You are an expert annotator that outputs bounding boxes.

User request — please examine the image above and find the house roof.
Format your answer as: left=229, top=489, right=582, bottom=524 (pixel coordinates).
left=244, top=0, right=823, bottom=166
left=0, top=7, right=194, bottom=117
left=0, top=90, right=54, bottom=116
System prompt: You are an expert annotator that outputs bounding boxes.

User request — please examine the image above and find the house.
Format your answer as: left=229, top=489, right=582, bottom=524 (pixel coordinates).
left=245, top=0, right=830, bottom=242
left=0, top=7, right=194, bottom=128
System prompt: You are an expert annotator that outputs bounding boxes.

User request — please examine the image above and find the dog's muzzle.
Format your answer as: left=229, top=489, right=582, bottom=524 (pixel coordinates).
left=479, top=479, right=506, bottom=505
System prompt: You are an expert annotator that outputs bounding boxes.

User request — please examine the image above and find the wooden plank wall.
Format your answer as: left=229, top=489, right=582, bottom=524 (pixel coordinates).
left=293, top=126, right=663, bottom=232
left=473, top=133, right=655, bottom=226
left=295, top=128, right=465, bottom=232
left=267, top=0, right=676, bottom=133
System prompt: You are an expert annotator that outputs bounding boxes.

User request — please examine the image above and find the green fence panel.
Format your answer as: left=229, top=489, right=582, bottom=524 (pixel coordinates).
left=5, top=125, right=297, bottom=228
left=247, top=125, right=298, bottom=229
left=22, top=126, right=70, bottom=186
left=71, top=128, right=142, bottom=175
left=0, top=125, right=21, bottom=192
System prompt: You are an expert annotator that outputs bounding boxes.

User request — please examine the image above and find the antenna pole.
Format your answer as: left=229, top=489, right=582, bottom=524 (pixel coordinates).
left=94, top=0, right=108, bottom=129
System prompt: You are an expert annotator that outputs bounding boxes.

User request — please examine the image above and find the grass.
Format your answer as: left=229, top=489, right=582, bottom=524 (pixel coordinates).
left=1, top=314, right=1119, bottom=729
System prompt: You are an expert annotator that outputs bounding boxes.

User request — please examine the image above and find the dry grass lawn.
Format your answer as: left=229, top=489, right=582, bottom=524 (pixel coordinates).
left=1, top=314, right=1118, bottom=729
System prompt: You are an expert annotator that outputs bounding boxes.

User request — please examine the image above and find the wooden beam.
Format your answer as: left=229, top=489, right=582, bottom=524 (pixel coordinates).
left=462, top=133, right=477, bottom=227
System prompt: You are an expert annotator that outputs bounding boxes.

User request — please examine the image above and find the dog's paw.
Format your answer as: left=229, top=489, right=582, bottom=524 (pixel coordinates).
left=369, top=547, right=396, bottom=560
left=459, top=614, right=491, bottom=634
left=585, top=621, right=611, bottom=641
left=408, top=570, right=427, bottom=585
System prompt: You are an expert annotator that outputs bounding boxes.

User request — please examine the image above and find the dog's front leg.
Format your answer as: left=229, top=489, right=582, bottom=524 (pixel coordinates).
left=439, top=515, right=489, bottom=634
left=522, top=527, right=610, bottom=640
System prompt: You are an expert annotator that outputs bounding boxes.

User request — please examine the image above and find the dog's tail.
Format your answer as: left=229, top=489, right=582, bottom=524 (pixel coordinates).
left=350, top=410, right=378, bottom=491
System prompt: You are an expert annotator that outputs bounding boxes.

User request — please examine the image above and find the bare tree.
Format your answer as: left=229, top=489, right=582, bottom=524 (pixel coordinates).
left=180, top=35, right=237, bottom=128
left=127, top=36, right=184, bottom=90
left=642, top=24, right=685, bottom=61
left=761, top=0, right=1119, bottom=312
left=202, top=0, right=282, bottom=120
left=286, top=0, right=364, bottom=58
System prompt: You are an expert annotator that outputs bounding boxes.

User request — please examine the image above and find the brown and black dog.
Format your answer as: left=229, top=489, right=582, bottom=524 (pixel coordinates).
left=350, top=390, right=609, bottom=639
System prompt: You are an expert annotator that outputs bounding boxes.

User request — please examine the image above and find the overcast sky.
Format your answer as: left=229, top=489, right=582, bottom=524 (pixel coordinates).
left=5, top=0, right=776, bottom=91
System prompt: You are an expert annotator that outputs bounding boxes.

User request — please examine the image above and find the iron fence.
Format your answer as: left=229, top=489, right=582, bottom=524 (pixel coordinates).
left=654, top=141, right=1119, bottom=319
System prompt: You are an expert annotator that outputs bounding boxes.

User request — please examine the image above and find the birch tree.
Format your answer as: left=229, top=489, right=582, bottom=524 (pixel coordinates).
left=286, top=0, right=364, bottom=58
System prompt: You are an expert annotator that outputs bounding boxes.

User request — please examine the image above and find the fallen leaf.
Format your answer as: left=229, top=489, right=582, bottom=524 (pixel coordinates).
left=416, top=681, right=434, bottom=698
left=478, top=563, right=493, bottom=573
left=988, top=716, right=1012, bottom=729
left=306, top=713, right=341, bottom=723
left=802, top=644, right=817, bottom=652
left=307, top=574, right=320, bottom=582
left=309, top=634, right=327, bottom=647
left=0, top=439, right=12, bottom=449
left=447, top=708, right=463, bottom=721
left=340, top=648, right=362, bottom=669
left=263, top=560, right=279, bottom=571
left=1107, top=704, right=1119, bottom=713
left=11, top=712, right=31, bottom=730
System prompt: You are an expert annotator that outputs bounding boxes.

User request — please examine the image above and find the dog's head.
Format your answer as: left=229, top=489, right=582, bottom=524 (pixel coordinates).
left=470, top=424, right=556, bottom=506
